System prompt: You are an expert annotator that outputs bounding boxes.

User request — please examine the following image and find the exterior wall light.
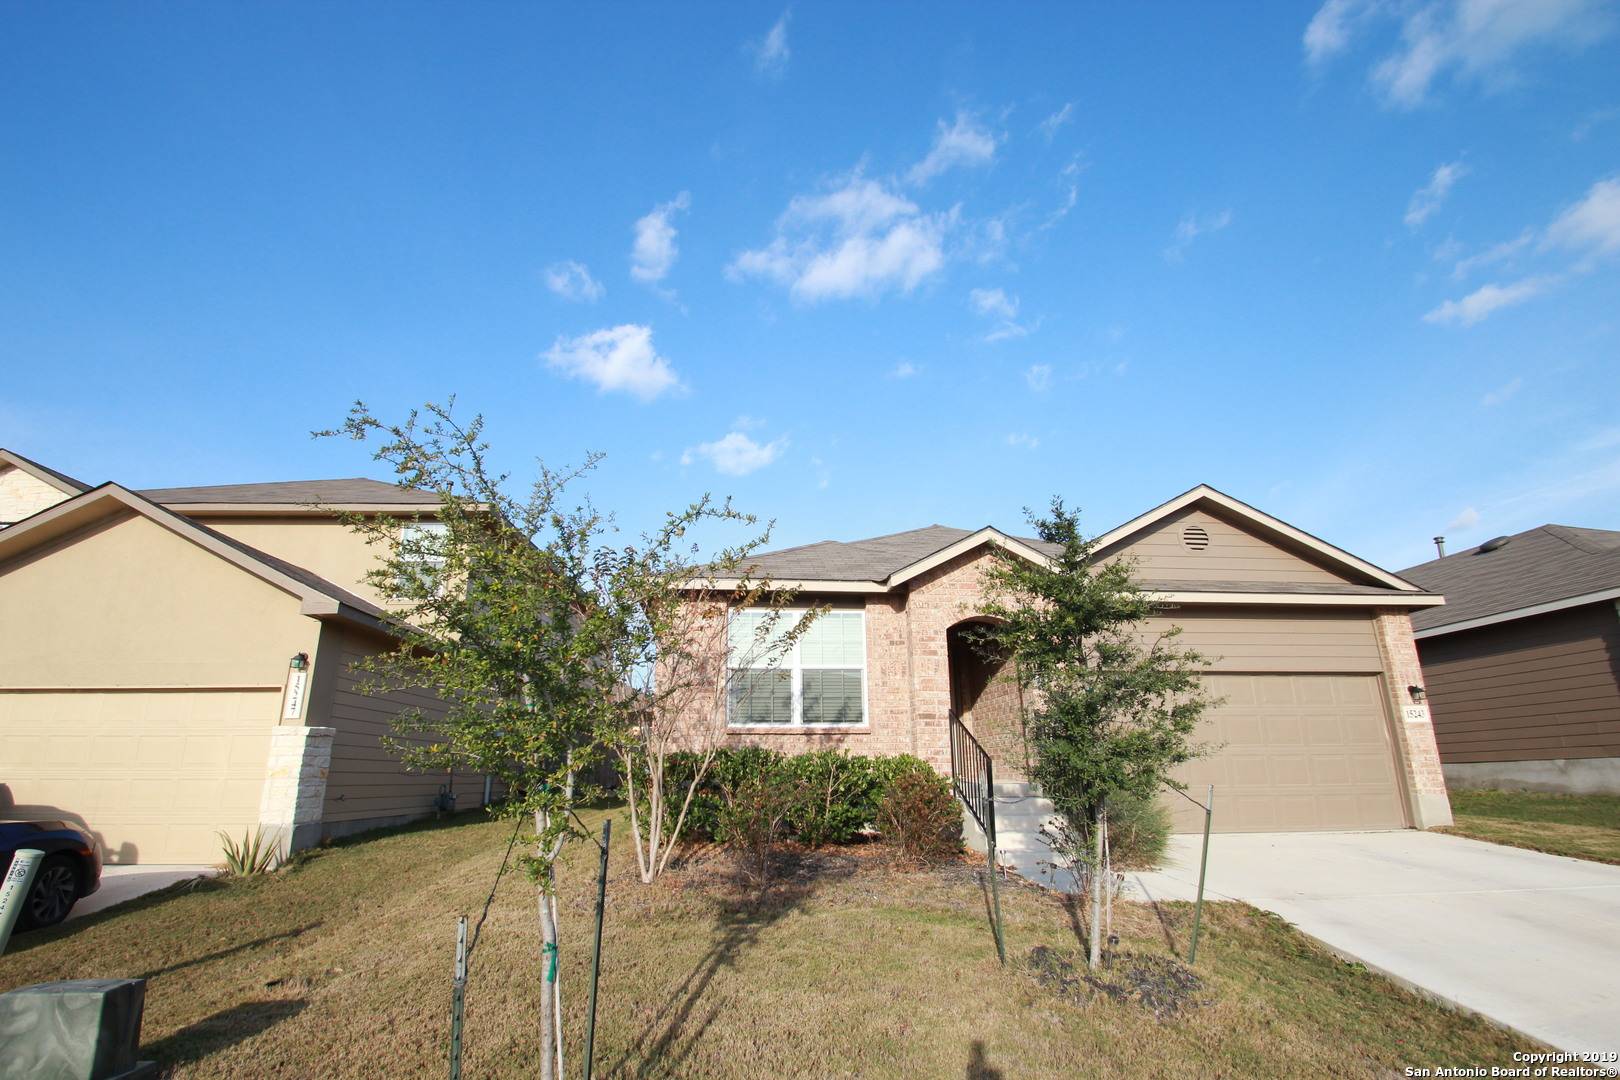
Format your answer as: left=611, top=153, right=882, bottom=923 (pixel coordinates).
left=1408, top=685, right=1426, bottom=704
left=289, top=653, right=309, bottom=672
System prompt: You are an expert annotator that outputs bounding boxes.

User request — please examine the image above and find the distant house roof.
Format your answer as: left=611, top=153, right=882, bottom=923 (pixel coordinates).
left=1400, top=525, right=1620, bottom=636
left=0, top=448, right=90, bottom=496
left=140, top=477, right=439, bottom=508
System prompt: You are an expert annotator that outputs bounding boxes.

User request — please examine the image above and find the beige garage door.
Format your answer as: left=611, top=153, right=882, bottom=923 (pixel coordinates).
left=0, top=689, right=276, bottom=864
left=1167, top=674, right=1406, bottom=833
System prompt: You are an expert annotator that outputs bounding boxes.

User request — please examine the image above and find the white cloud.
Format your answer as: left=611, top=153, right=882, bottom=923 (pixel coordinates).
left=750, top=11, right=791, bottom=77
left=890, top=360, right=921, bottom=379
left=1164, top=209, right=1233, bottom=263
left=1451, top=228, right=1533, bottom=278
left=631, top=192, right=691, bottom=285
left=1480, top=376, right=1524, bottom=407
left=1371, top=0, right=1613, bottom=108
left=984, top=321, right=1035, bottom=344
left=1405, top=161, right=1469, bottom=228
left=681, top=430, right=788, bottom=476
left=1005, top=432, right=1040, bottom=450
left=1423, top=277, right=1551, bottom=326
left=811, top=455, right=830, bottom=489
left=1543, top=176, right=1620, bottom=257
left=969, top=287, right=1018, bottom=320
left=543, top=260, right=604, bottom=303
left=728, top=174, right=951, bottom=302
left=908, top=112, right=998, bottom=185
left=1038, top=103, right=1074, bottom=141
left=542, top=324, right=680, bottom=401
left=1303, top=0, right=1365, bottom=64
left=1447, top=506, right=1481, bottom=530
left=1025, top=364, right=1053, bottom=392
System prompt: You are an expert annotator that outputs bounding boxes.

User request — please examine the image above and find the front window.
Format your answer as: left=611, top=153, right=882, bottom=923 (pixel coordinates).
left=393, top=521, right=449, bottom=597
left=727, top=608, right=866, bottom=727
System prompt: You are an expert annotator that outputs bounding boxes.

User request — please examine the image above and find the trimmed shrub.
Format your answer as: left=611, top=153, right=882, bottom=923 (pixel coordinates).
left=877, top=767, right=964, bottom=865
left=717, top=767, right=808, bottom=884
left=1102, top=789, right=1172, bottom=870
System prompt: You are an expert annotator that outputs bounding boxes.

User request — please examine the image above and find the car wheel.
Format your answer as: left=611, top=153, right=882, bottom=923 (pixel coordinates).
left=20, top=855, right=79, bottom=930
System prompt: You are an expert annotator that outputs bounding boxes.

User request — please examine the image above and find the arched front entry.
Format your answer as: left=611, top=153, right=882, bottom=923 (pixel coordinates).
left=945, top=619, right=1031, bottom=782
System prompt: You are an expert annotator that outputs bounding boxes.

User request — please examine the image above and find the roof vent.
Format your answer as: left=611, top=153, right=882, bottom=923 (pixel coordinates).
left=1181, top=524, right=1211, bottom=551
left=1478, top=535, right=1512, bottom=553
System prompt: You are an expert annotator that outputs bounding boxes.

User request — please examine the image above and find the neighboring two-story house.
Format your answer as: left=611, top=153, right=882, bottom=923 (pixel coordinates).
left=0, top=452, right=487, bottom=864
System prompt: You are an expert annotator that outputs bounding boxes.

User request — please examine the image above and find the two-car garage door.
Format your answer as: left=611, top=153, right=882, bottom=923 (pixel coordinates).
left=1168, top=673, right=1407, bottom=833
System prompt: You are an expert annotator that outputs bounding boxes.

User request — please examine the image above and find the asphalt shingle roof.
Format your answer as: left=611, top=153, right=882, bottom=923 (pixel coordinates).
left=1400, top=524, right=1620, bottom=632
left=141, top=477, right=439, bottom=506
left=741, top=525, right=1065, bottom=581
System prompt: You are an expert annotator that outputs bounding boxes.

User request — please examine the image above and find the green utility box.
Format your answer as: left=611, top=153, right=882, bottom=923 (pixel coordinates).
left=0, top=979, right=155, bottom=1079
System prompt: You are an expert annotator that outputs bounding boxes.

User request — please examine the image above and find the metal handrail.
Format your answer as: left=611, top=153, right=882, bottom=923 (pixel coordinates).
left=949, top=710, right=1005, bottom=964
left=948, top=710, right=997, bottom=848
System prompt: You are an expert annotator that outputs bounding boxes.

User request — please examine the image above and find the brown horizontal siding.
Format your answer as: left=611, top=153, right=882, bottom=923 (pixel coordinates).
left=1139, top=607, right=1383, bottom=674
left=1418, top=602, right=1620, bottom=764
left=321, top=636, right=487, bottom=824
left=1103, top=507, right=1357, bottom=586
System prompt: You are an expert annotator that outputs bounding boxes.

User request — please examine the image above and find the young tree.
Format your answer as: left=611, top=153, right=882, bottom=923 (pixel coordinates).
left=320, top=400, right=623, bottom=1080
left=976, top=499, right=1214, bottom=968
left=590, top=527, right=818, bottom=885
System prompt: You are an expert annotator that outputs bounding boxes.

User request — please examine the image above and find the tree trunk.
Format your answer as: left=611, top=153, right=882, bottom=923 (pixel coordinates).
left=537, top=879, right=556, bottom=1080
left=1088, top=806, right=1104, bottom=969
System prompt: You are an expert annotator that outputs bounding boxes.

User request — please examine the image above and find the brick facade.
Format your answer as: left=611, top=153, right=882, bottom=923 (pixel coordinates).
left=1372, top=609, right=1455, bottom=828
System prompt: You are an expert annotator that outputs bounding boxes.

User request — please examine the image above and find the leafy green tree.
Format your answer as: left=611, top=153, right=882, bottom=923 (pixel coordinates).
left=976, top=499, right=1214, bottom=967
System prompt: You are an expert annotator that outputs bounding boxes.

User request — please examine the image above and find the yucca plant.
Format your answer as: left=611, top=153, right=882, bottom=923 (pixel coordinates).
left=218, top=827, right=283, bottom=876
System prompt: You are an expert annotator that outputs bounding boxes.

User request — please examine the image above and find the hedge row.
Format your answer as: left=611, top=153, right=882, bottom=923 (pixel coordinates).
left=638, top=747, right=952, bottom=848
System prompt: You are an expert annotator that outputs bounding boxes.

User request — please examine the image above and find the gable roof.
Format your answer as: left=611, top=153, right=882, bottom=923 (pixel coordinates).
left=1400, top=524, right=1620, bottom=637
left=0, top=482, right=394, bottom=631
left=715, top=484, right=1440, bottom=607
left=141, top=476, right=439, bottom=509
left=0, top=448, right=90, bottom=497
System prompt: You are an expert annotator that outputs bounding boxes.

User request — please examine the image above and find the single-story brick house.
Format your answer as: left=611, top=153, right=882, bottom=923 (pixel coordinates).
left=1400, top=524, right=1620, bottom=795
left=0, top=455, right=489, bottom=864
left=685, top=485, right=1455, bottom=833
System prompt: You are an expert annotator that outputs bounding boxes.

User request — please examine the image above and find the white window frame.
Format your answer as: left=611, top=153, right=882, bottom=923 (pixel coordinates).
left=725, top=607, right=870, bottom=731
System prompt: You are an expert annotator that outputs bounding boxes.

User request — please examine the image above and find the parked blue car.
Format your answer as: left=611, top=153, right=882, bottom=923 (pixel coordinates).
left=1, top=820, right=102, bottom=930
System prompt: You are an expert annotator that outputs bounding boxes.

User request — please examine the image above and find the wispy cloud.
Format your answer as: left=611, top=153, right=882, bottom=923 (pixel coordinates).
left=1005, top=432, right=1040, bottom=450
left=1025, top=364, right=1053, bottom=392
left=750, top=11, right=791, bottom=77
left=968, top=287, right=1017, bottom=320
left=1447, top=506, right=1481, bottom=530
left=1451, top=229, right=1533, bottom=278
left=908, top=112, right=998, bottom=186
left=1423, top=276, right=1551, bottom=326
left=890, top=360, right=921, bottom=379
left=1543, top=176, right=1620, bottom=258
left=728, top=174, right=951, bottom=302
left=1163, top=209, right=1232, bottom=263
left=1405, top=161, right=1468, bottom=228
left=543, top=324, right=681, bottom=401
left=1480, top=376, right=1524, bottom=406
left=682, top=429, right=788, bottom=476
left=631, top=192, right=691, bottom=287
left=1038, top=103, right=1074, bottom=141
left=543, top=260, right=604, bottom=303
left=1306, top=0, right=1614, bottom=108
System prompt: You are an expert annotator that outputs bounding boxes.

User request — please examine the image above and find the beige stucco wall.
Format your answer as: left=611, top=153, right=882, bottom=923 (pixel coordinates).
left=0, top=464, right=73, bottom=525
left=0, top=510, right=320, bottom=862
left=189, top=515, right=400, bottom=611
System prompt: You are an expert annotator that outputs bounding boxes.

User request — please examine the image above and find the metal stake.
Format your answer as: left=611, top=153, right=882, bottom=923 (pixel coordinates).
left=449, top=915, right=467, bottom=1080
left=987, top=842, right=1006, bottom=965
left=583, top=818, right=612, bottom=1080
left=1188, top=785, right=1214, bottom=965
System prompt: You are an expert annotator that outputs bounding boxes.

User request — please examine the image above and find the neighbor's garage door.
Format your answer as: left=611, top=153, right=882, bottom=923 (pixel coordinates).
left=0, top=689, right=275, bottom=864
left=1168, top=674, right=1407, bottom=832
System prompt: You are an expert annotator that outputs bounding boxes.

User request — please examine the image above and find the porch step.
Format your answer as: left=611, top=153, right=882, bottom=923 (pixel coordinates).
left=961, top=785, right=1081, bottom=893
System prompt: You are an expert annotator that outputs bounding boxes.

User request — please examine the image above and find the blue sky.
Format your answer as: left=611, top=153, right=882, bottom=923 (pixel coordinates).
left=3, top=2, right=1617, bottom=571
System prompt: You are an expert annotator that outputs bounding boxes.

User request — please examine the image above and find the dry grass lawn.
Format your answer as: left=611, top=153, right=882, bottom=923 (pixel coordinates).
left=0, top=808, right=1535, bottom=1078
left=1443, top=788, right=1620, bottom=865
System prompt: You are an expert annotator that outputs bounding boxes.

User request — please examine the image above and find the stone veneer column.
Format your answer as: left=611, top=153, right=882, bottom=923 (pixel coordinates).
left=1372, top=609, right=1453, bottom=829
left=258, top=726, right=336, bottom=855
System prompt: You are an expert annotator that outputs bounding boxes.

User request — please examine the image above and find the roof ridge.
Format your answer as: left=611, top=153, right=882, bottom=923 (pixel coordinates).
left=1541, top=523, right=1620, bottom=556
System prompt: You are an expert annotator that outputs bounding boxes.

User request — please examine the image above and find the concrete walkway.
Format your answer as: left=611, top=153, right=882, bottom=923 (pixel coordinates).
left=1127, top=831, right=1620, bottom=1058
left=70, top=864, right=217, bottom=921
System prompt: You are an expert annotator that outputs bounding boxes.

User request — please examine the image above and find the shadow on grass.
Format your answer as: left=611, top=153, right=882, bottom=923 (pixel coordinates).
left=141, top=998, right=307, bottom=1067
left=614, top=848, right=860, bottom=1078
left=138, top=922, right=322, bottom=981
left=966, top=1040, right=1005, bottom=1079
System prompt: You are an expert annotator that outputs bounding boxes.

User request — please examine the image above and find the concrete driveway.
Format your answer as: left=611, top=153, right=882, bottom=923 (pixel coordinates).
left=69, top=864, right=217, bottom=922
left=1127, top=831, right=1620, bottom=1058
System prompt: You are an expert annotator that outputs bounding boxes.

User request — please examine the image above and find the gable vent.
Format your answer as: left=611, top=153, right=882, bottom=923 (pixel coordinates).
left=1181, top=524, right=1211, bottom=551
